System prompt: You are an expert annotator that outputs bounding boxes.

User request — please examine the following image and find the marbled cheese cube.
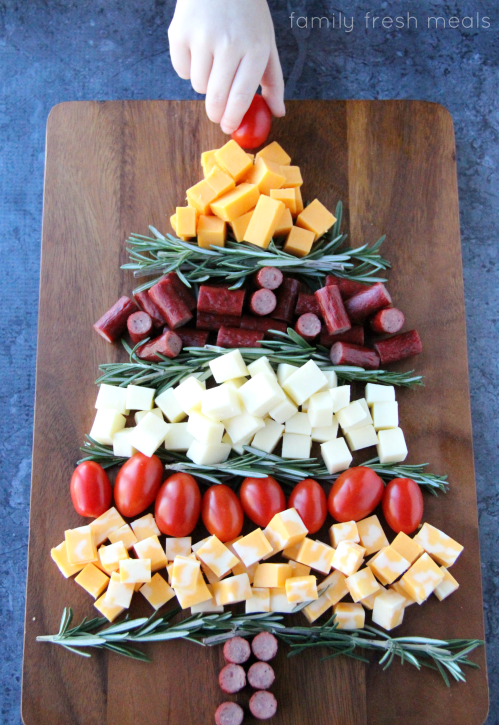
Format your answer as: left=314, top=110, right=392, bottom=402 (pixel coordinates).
left=307, top=391, right=334, bottom=428
left=296, top=538, right=335, bottom=575
left=245, top=587, right=270, bottom=613
left=329, top=385, right=350, bottom=413
left=130, top=513, right=161, bottom=542
left=113, top=428, right=138, bottom=458
left=265, top=508, right=308, bottom=551
left=209, top=350, right=249, bottom=383
left=331, top=540, right=365, bottom=576
left=51, top=541, right=86, bottom=578
left=389, top=581, right=416, bottom=607
left=191, top=585, right=225, bottom=613
left=285, top=412, right=312, bottom=435
left=75, top=563, right=109, bottom=598
left=281, top=433, right=312, bottom=459
left=173, top=376, right=206, bottom=414
left=187, top=411, right=224, bottom=445
left=155, top=387, right=187, bottom=423
left=133, top=535, right=168, bottom=572
left=372, top=589, right=405, bottom=630
left=90, top=409, right=126, bottom=445
left=399, top=553, right=444, bottom=604
left=360, top=585, right=386, bottom=610
left=376, top=427, right=408, bottom=464
left=282, top=360, right=328, bottom=406
left=130, top=412, right=170, bottom=457
left=345, top=567, right=380, bottom=603
left=201, top=384, right=242, bottom=422
left=336, top=400, right=366, bottom=430
left=345, top=425, right=378, bottom=451
left=233, top=529, right=273, bottom=568
left=95, top=384, right=128, bottom=414
left=356, top=515, right=389, bottom=556
left=140, top=573, right=176, bottom=610
left=333, top=603, right=365, bottom=630
left=368, top=546, right=410, bottom=585
left=252, top=418, right=284, bottom=454
left=165, top=537, right=192, bottom=560
left=277, top=363, right=299, bottom=386
left=269, top=394, right=298, bottom=424
left=223, top=412, right=265, bottom=444
left=321, top=437, right=352, bottom=474
left=269, top=587, right=295, bottom=613
left=108, top=524, right=138, bottom=550
left=319, top=570, right=349, bottom=605
left=282, top=541, right=302, bottom=560
left=175, top=575, right=213, bottom=609
left=171, top=555, right=201, bottom=593
left=212, top=573, right=253, bottom=605
left=434, top=567, right=459, bottom=601
left=390, top=531, right=424, bottom=565
left=285, top=575, right=318, bottom=603
left=135, top=408, right=163, bottom=425
left=413, top=523, right=464, bottom=568
left=163, top=423, right=194, bottom=451
left=238, top=373, right=285, bottom=417
left=311, top=420, right=339, bottom=443
left=166, top=563, right=173, bottom=585
left=365, top=383, right=395, bottom=405
left=253, top=563, right=292, bottom=588
left=372, top=401, right=398, bottom=431
left=65, top=526, right=98, bottom=565
left=247, top=356, right=277, bottom=379
left=104, top=571, right=134, bottom=609
left=196, top=535, right=240, bottom=577
left=303, top=592, right=333, bottom=623
left=288, top=560, right=311, bottom=578
left=186, top=440, right=231, bottom=465
left=120, top=558, right=151, bottom=584
left=89, top=507, right=125, bottom=546
left=98, top=540, right=129, bottom=574
left=330, top=521, right=360, bottom=548
left=231, top=561, right=258, bottom=583
left=125, top=385, right=155, bottom=411
left=94, top=593, right=125, bottom=622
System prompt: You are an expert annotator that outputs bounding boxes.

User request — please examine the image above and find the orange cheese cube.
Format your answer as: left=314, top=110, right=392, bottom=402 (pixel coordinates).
left=273, top=207, right=293, bottom=237
left=367, top=546, right=410, bottom=585
left=108, top=524, right=138, bottom=551
left=186, top=179, right=218, bottom=215
left=399, top=553, right=445, bottom=604
left=345, top=567, right=380, bottom=603
left=256, top=141, right=291, bottom=166
left=130, top=513, right=161, bottom=542
left=65, top=526, right=98, bottom=565
left=90, top=507, right=126, bottom=546
left=197, top=215, right=226, bottom=249
left=294, top=187, right=304, bottom=218
left=140, top=573, right=176, bottom=610
left=280, top=165, right=303, bottom=188
left=51, top=541, right=86, bottom=578
left=170, top=213, right=191, bottom=242
left=356, top=515, right=389, bottom=556
left=246, top=157, right=286, bottom=195
left=390, top=531, right=424, bottom=565
left=333, top=602, right=365, bottom=630
left=210, top=183, right=260, bottom=222
left=302, top=592, right=332, bottom=623
left=270, top=188, right=297, bottom=214
left=94, top=593, right=125, bottom=622
left=413, top=523, right=464, bottom=568
left=215, top=140, right=253, bottom=182
left=245, top=587, right=270, bottom=613
left=243, top=195, right=285, bottom=249
left=176, top=206, right=197, bottom=238
left=201, top=149, right=221, bottom=177
left=75, top=563, right=110, bottom=598
left=133, top=535, right=168, bottom=572
left=434, top=567, right=459, bottom=601
left=319, top=570, right=349, bottom=605
left=296, top=199, right=336, bottom=240
left=205, top=167, right=236, bottom=198
left=230, top=209, right=255, bottom=242
left=285, top=575, right=318, bottom=603
left=283, top=226, right=315, bottom=258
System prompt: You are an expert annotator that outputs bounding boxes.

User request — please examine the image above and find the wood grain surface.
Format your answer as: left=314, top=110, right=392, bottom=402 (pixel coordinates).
left=22, top=100, right=488, bottom=725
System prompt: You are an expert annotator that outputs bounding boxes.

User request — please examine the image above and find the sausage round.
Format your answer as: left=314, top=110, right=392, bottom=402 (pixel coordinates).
left=93, top=296, right=138, bottom=343
left=294, top=313, right=321, bottom=342
left=196, top=312, right=242, bottom=331
left=374, top=329, right=422, bottom=365
left=223, top=636, right=251, bottom=664
left=249, top=691, right=278, bottom=720
left=218, top=663, right=246, bottom=694
left=248, top=662, right=275, bottom=690
left=330, top=342, right=380, bottom=370
left=250, top=289, right=277, bottom=317
left=370, top=307, right=405, bottom=334
left=217, top=327, right=263, bottom=348
left=174, top=328, right=209, bottom=348
left=295, top=293, right=321, bottom=317
left=137, top=330, right=183, bottom=361
left=325, top=276, right=373, bottom=300
left=134, top=290, right=166, bottom=328
left=254, top=266, right=283, bottom=290
left=344, top=282, right=392, bottom=322
left=273, top=277, right=300, bottom=323
left=198, top=286, right=245, bottom=317
left=315, top=285, right=351, bottom=335
left=320, top=324, right=365, bottom=348
left=240, top=316, right=287, bottom=335
left=251, top=632, right=278, bottom=662
left=127, top=311, right=153, bottom=344
left=214, top=701, right=244, bottom=725
left=149, top=277, right=193, bottom=329
left=165, top=272, right=197, bottom=311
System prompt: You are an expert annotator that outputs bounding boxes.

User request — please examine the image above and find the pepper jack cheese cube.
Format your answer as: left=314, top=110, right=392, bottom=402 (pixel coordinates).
left=256, top=141, right=291, bottom=166
left=285, top=412, right=312, bottom=436
left=345, top=567, right=380, bottom=603
left=390, top=531, right=424, bottom=565
left=389, top=581, right=416, bottom=607
left=215, top=140, right=253, bottom=182
left=197, top=215, right=227, bottom=249
left=238, top=373, right=285, bottom=417
left=400, top=553, right=445, bottom=604
left=98, top=541, right=129, bottom=574
left=365, top=383, right=395, bottom=405
left=140, top=573, right=176, bottom=610
left=434, top=567, right=459, bottom=601
left=376, top=427, right=408, bottom=464
left=113, top=428, right=138, bottom=458
left=269, top=587, right=295, bottom=613
left=187, top=411, right=224, bottom=445
left=201, top=384, right=242, bottom=421
left=95, top=384, right=128, bottom=414
left=321, top=437, right=352, bottom=474
left=356, top=515, right=389, bottom=556
left=296, top=199, right=336, bottom=241
left=345, top=425, right=379, bottom=452
left=307, top=392, right=334, bottom=428
left=333, top=603, right=365, bottom=630
left=372, top=590, right=405, bottom=631
left=230, top=209, right=255, bottom=243
left=246, top=157, right=286, bottom=194
left=130, top=412, right=170, bottom=457
left=253, top=563, right=292, bottom=588
left=319, top=570, right=349, bottom=605
left=210, top=349, right=250, bottom=383
left=210, top=183, right=260, bottom=222
left=233, top=529, right=273, bottom=568
left=164, top=423, right=194, bottom=452
left=104, top=571, right=134, bottom=609
left=175, top=574, right=213, bottom=609
left=247, top=356, right=276, bottom=379
left=125, top=385, right=155, bottom=411
left=90, top=409, right=126, bottom=445
left=330, top=521, right=360, bottom=548
left=285, top=575, right=318, bottom=603
left=372, top=401, right=399, bottom=431
left=130, top=514, right=161, bottom=542
left=336, top=401, right=366, bottom=430
left=94, top=593, right=125, bottom=622
left=171, top=555, right=202, bottom=593
left=65, top=526, right=98, bottom=565
left=165, top=537, right=192, bottom=561
left=329, top=385, right=351, bottom=413
left=155, top=387, right=187, bottom=423
left=283, top=225, right=315, bottom=258
left=252, top=419, right=284, bottom=454
left=196, top=536, right=240, bottom=577
left=368, top=546, right=410, bottom=585
left=51, top=541, right=86, bottom=578
left=296, top=538, right=335, bottom=575
left=303, top=592, right=333, bottom=623
left=288, top=560, right=311, bottom=578
left=109, top=524, right=138, bottom=551
left=133, top=535, right=168, bottom=572
left=311, top=421, right=339, bottom=443
left=120, top=558, right=151, bottom=584
left=360, top=584, right=386, bottom=610
left=413, top=523, right=464, bottom=568
left=212, top=573, right=253, bottom=605
left=331, top=541, right=365, bottom=577
left=280, top=165, right=303, bottom=188
left=245, top=587, right=271, bottom=613
left=174, top=376, right=206, bottom=414
left=269, top=394, right=298, bottom=425
left=282, top=360, right=328, bottom=406
left=186, top=440, right=231, bottom=465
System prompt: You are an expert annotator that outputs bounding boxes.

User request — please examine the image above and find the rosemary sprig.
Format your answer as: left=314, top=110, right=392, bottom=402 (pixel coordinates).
left=38, top=607, right=483, bottom=686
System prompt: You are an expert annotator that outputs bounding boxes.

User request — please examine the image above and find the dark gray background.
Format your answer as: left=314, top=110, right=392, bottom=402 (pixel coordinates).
left=1, top=1, right=497, bottom=723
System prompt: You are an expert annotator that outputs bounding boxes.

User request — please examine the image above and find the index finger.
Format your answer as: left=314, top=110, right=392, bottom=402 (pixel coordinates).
left=219, top=52, right=268, bottom=134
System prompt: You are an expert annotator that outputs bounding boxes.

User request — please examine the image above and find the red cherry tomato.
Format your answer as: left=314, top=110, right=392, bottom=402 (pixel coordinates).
left=239, top=476, right=286, bottom=528
left=155, top=472, right=201, bottom=537
left=114, top=453, right=163, bottom=518
left=328, top=466, right=384, bottom=522
left=70, top=461, right=112, bottom=518
left=202, top=484, right=244, bottom=542
left=382, top=478, right=424, bottom=534
left=231, top=94, right=272, bottom=149
left=288, top=479, right=327, bottom=534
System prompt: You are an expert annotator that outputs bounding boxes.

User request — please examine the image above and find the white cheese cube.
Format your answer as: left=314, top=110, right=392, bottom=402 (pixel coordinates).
left=322, top=370, right=338, bottom=389
left=282, top=360, right=328, bottom=405
left=307, top=391, right=334, bottom=428
left=285, top=412, right=312, bottom=436
left=222, top=432, right=253, bottom=456
left=365, top=383, right=395, bottom=405
left=344, top=398, right=373, bottom=431
left=223, top=412, right=265, bottom=444
left=130, top=412, right=170, bottom=457
left=209, top=349, right=249, bottom=383
left=173, top=376, right=206, bottom=414
left=223, top=376, right=248, bottom=390
left=90, top=409, right=126, bottom=445
left=135, top=408, right=163, bottom=425
left=269, top=394, right=298, bottom=424
left=201, top=384, right=242, bottom=421
left=154, top=387, right=187, bottom=423
left=372, top=589, right=405, bottom=631
left=277, top=363, right=299, bottom=386
left=163, top=423, right=194, bottom=451
left=125, top=385, right=155, bottom=411
left=377, top=427, right=408, bottom=464
left=251, top=419, right=284, bottom=454
left=329, top=385, right=351, bottom=413
left=186, top=440, right=231, bottom=465
left=372, top=401, right=399, bottom=431
left=113, top=428, right=138, bottom=458
left=281, top=433, right=311, bottom=459
left=238, top=373, right=285, bottom=417
left=301, top=398, right=310, bottom=412
left=245, top=587, right=270, bottom=613
left=311, top=419, right=339, bottom=443
left=247, top=356, right=276, bottom=379
left=95, top=384, right=128, bottom=414
left=344, top=425, right=378, bottom=451
left=187, top=411, right=224, bottom=445
left=336, top=400, right=365, bottom=430
left=321, top=437, right=352, bottom=474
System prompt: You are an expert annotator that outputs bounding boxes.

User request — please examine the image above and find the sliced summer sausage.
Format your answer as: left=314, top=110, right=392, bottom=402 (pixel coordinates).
left=223, top=636, right=251, bottom=664
left=250, top=288, right=277, bottom=317
left=315, top=285, right=351, bottom=335
left=294, top=313, right=321, bottom=342
left=248, top=661, right=275, bottom=690
left=374, top=329, right=422, bottom=365
left=273, top=277, right=300, bottom=323
left=370, top=307, right=405, bottom=335
left=149, top=277, right=193, bottom=329
left=218, top=663, right=246, bottom=694
left=249, top=691, right=278, bottom=720
left=93, top=296, right=138, bottom=343
left=344, top=282, right=392, bottom=322
left=320, top=324, right=365, bottom=348
left=127, top=311, right=153, bottom=344
left=214, top=701, right=244, bottom=725
left=295, top=293, right=321, bottom=317
left=173, top=328, right=209, bottom=348
left=137, top=330, right=182, bottom=361
left=217, top=327, right=263, bottom=348
left=325, top=275, right=373, bottom=300
left=330, top=342, right=380, bottom=370
left=134, top=290, right=166, bottom=328
left=198, top=286, right=245, bottom=317
left=251, top=632, right=278, bottom=662
left=196, top=312, right=242, bottom=331
left=240, top=316, right=287, bottom=336
left=165, top=271, right=197, bottom=311
left=254, top=266, right=283, bottom=290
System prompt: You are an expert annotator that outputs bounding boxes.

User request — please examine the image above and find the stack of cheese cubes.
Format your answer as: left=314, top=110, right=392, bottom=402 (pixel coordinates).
left=88, top=349, right=409, bottom=474
left=170, top=139, right=336, bottom=257
left=53, top=502, right=463, bottom=631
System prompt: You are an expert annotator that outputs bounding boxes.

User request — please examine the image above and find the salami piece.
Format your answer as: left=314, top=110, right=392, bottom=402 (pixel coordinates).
left=165, top=271, right=197, bottom=311
left=320, top=324, right=365, bottom=348
left=249, top=691, right=278, bottom=720
left=295, top=293, right=321, bottom=317
left=374, top=329, right=422, bottom=365
left=248, top=662, right=275, bottom=690
left=223, top=636, right=251, bottom=664
left=217, top=327, right=263, bottom=348
left=254, top=266, right=284, bottom=290
left=314, top=285, right=351, bottom=335
left=370, top=307, right=405, bottom=334
left=344, top=282, right=392, bottom=323
left=134, top=290, right=166, bottom=328
left=330, top=342, right=380, bottom=370
left=273, top=277, right=300, bottom=323
left=294, top=313, right=321, bottom=342
left=251, top=632, right=278, bottom=662
left=196, top=312, right=242, bottom=331
left=137, top=330, right=183, bottom=361
left=325, top=275, right=373, bottom=300
left=198, top=285, right=245, bottom=317
left=149, top=277, right=193, bottom=329
left=93, top=296, right=138, bottom=343
left=240, top=316, right=287, bottom=334
left=127, top=311, right=153, bottom=344
left=250, top=288, right=277, bottom=317
left=218, top=664, right=246, bottom=694
left=174, top=328, right=209, bottom=348
left=215, top=702, right=244, bottom=725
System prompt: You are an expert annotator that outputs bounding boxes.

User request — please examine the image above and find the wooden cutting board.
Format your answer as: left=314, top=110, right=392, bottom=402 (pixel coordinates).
left=22, top=100, right=489, bottom=725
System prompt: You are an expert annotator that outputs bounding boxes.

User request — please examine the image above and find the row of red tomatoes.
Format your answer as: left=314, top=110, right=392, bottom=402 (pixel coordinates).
left=71, top=455, right=423, bottom=543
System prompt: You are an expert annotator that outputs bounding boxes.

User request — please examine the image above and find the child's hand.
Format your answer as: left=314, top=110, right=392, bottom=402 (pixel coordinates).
left=168, top=0, right=285, bottom=134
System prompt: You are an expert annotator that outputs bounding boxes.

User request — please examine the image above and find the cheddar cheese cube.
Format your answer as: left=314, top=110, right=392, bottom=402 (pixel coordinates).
left=175, top=574, right=212, bottom=609
left=230, top=209, right=255, bottom=243
left=253, top=563, right=292, bottom=588
left=285, top=575, right=318, bottom=603
left=345, top=567, right=380, bottom=603
left=231, top=561, right=258, bottom=584
left=296, top=199, right=336, bottom=241
left=256, top=141, right=291, bottom=166
left=196, top=535, right=240, bottom=577
left=89, top=409, right=126, bottom=446
left=130, top=513, right=161, bottom=542
left=294, top=187, right=304, bottom=217
left=109, top=524, right=138, bottom=551
left=176, top=206, right=197, bottom=238
left=264, top=508, right=308, bottom=552
left=104, top=571, right=134, bottom=609
left=367, top=546, right=410, bottom=585
left=186, top=179, right=218, bottom=215
left=389, top=581, right=416, bottom=607
left=321, top=437, right=352, bottom=474
left=288, top=560, right=311, bottom=578
left=390, top=531, right=424, bottom=565
left=246, top=157, right=286, bottom=194
left=331, top=540, right=365, bottom=577
left=269, top=587, right=295, bottom=613
left=296, top=538, right=335, bottom=575
left=165, top=537, right=192, bottom=561
left=303, top=592, right=333, bottom=623
left=51, top=541, right=85, bottom=578
left=171, top=555, right=201, bottom=593
left=140, top=573, right=176, bottom=610
left=356, top=515, right=389, bottom=556
left=360, top=584, right=386, bottom=610
left=155, top=387, right=187, bottom=423
left=191, top=585, right=225, bottom=613
left=413, top=523, right=464, bottom=568
left=399, top=553, right=444, bottom=604
left=212, top=573, right=253, bottom=605
left=434, top=567, right=459, bottom=601
left=330, top=521, right=360, bottom=548
left=205, top=167, right=236, bottom=198
left=94, top=593, right=125, bottom=622
left=215, top=140, right=253, bottom=182
left=280, top=165, right=303, bottom=188
left=95, top=383, right=128, bottom=414
left=273, top=207, right=293, bottom=237
left=98, top=541, right=129, bottom=574
left=233, top=529, right=273, bottom=568
left=75, top=563, right=109, bottom=598
left=270, top=188, right=297, bottom=215
left=170, top=213, right=187, bottom=240
left=201, top=148, right=220, bottom=176
left=211, top=183, right=260, bottom=222
left=243, top=194, right=285, bottom=249
left=120, top=558, right=151, bottom=584
left=319, top=570, right=349, bottom=605
left=372, top=590, right=405, bottom=631
left=65, top=526, right=98, bottom=565
left=283, top=225, right=315, bottom=258
left=89, top=507, right=126, bottom=546
left=245, top=587, right=270, bottom=613
left=133, top=535, right=168, bottom=572
left=333, top=603, right=365, bottom=630
left=197, top=215, right=227, bottom=249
